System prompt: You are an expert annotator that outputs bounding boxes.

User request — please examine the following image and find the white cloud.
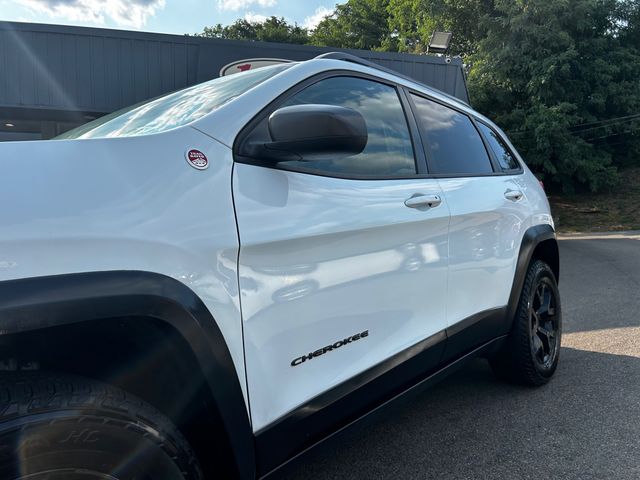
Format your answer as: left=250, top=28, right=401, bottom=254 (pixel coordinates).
left=303, top=6, right=333, bottom=30
left=217, top=0, right=276, bottom=12
left=16, top=0, right=165, bottom=28
left=243, top=11, right=267, bottom=23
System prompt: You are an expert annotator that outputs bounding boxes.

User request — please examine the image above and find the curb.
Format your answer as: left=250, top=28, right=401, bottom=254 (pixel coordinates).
left=558, top=230, right=640, bottom=240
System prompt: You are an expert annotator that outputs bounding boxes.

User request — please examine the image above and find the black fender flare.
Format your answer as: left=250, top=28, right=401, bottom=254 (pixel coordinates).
left=505, top=224, right=558, bottom=329
left=0, top=270, right=255, bottom=480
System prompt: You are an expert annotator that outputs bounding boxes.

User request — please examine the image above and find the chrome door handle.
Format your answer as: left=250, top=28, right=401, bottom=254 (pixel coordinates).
left=404, top=194, right=442, bottom=209
left=504, top=190, right=524, bottom=202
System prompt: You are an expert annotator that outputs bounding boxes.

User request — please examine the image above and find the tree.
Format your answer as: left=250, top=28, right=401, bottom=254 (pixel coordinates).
left=310, top=0, right=397, bottom=51
left=468, top=0, right=640, bottom=192
left=387, top=0, right=494, bottom=56
left=196, top=16, right=308, bottom=44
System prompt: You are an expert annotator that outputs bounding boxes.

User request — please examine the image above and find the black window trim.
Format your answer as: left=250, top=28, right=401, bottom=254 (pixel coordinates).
left=402, top=86, right=525, bottom=178
left=233, top=70, right=427, bottom=181
left=475, top=119, right=524, bottom=174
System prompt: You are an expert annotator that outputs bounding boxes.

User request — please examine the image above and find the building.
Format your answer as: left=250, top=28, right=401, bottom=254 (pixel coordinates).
left=0, top=21, right=469, bottom=142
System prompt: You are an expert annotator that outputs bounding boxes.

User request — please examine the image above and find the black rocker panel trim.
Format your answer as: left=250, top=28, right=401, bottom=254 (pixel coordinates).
left=0, top=271, right=255, bottom=480
left=258, top=332, right=508, bottom=479
left=256, top=329, right=445, bottom=475
left=255, top=305, right=510, bottom=477
left=441, top=307, right=507, bottom=364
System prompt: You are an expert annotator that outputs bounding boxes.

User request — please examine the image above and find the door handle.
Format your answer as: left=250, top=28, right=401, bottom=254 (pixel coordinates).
left=404, top=194, right=442, bottom=209
left=504, top=190, right=524, bottom=202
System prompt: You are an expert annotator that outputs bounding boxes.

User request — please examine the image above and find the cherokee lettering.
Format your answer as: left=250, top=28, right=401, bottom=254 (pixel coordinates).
left=290, top=330, right=370, bottom=367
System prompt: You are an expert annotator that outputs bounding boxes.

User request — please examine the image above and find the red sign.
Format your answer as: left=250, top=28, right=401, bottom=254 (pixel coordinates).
left=186, top=149, right=208, bottom=170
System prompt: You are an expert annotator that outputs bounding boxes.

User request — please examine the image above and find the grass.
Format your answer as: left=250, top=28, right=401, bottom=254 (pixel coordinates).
left=548, top=167, right=640, bottom=233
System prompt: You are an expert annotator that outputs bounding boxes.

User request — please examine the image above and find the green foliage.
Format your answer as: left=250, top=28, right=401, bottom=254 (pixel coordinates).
left=387, top=0, right=493, bottom=56
left=310, top=0, right=397, bottom=51
left=196, top=16, right=308, bottom=44
left=468, top=0, right=640, bottom=192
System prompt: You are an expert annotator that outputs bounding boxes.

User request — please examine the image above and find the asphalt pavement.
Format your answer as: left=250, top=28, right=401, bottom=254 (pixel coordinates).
left=277, top=232, right=640, bottom=480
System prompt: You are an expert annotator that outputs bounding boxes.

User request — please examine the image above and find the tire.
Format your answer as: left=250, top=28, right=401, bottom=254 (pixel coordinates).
left=0, top=373, right=203, bottom=480
left=489, top=259, right=562, bottom=386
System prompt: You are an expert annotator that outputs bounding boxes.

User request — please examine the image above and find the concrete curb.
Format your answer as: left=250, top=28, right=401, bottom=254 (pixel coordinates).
left=558, top=230, right=640, bottom=240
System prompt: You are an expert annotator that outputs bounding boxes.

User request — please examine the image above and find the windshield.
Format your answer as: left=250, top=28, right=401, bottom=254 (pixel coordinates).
left=57, top=64, right=292, bottom=140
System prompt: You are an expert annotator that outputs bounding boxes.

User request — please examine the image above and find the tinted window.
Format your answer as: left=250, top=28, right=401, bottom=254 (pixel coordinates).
left=57, top=64, right=291, bottom=139
left=278, top=77, right=416, bottom=177
left=410, top=94, right=493, bottom=175
left=477, top=122, right=520, bottom=171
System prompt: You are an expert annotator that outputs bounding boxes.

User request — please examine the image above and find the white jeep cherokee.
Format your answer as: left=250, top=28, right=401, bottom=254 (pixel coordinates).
left=0, top=53, right=561, bottom=479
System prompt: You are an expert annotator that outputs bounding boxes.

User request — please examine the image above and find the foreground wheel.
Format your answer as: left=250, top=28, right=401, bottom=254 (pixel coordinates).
left=490, top=259, right=562, bottom=386
left=0, top=373, right=203, bottom=480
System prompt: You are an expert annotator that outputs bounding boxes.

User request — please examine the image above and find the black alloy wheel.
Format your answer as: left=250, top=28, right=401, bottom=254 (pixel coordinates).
left=529, top=278, right=560, bottom=370
left=489, top=259, right=562, bottom=386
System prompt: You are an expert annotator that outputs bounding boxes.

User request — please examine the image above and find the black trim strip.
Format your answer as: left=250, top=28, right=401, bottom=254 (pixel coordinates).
left=255, top=306, right=510, bottom=476
left=0, top=271, right=255, bottom=480
left=262, top=334, right=508, bottom=479
left=442, top=307, right=507, bottom=363
left=506, top=224, right=557, bottom=325
left=255, top=329, right=446, bottom=474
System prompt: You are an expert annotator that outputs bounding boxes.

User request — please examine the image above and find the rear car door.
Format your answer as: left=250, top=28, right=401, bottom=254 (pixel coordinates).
left=407, top=92, right=529, bottom=358
left=233, top=75, right=450, bottom=431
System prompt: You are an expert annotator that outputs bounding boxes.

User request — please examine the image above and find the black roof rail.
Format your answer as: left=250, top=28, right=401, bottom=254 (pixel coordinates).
left=314, top=51, right=469, bottom=106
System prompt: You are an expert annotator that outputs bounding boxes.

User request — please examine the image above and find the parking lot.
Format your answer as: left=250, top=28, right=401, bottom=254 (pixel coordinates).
left=279, top=233, right=640, bottom=480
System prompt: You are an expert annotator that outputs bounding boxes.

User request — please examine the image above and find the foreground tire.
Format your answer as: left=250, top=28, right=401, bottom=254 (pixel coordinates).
left=490, top=259, right=562, bottom=386
left=0, top=373, right=203, bottom=480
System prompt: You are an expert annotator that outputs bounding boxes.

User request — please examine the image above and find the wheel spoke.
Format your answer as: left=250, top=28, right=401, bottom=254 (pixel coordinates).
left=537, top=325, right=554, bottom=340
left=532, top=335, right=544, bottom=359
left=537, top=284, right=552, bottom=317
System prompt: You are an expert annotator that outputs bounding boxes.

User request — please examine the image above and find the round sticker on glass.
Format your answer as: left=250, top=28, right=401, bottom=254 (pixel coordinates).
left=186, top=149, right=209, bottom=170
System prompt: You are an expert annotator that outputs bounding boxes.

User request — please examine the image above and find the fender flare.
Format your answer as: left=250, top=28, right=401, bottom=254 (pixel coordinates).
left=506, top=224, right=558, bottom=328
left=0, top=270, right=255, bottom=480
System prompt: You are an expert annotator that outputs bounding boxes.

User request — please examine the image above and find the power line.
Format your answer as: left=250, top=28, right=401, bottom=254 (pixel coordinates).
left=505, top=112, right=640, bottom=137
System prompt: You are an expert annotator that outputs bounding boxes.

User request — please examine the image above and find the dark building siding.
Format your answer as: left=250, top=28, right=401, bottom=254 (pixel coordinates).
left=0, top=21, right=468, bottom=139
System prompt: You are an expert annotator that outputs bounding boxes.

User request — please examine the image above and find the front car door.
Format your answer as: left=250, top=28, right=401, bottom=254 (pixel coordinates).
left=232, top=74, right=451, bottom=433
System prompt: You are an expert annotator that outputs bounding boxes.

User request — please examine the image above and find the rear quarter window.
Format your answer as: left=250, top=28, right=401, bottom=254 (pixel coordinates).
left=477, top=122, right=521, bottom=171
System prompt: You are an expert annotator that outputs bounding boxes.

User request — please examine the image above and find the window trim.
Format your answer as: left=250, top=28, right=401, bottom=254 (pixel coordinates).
left=403, top=86, right=525, bottom=178
left=233, top=70, right=425, bottom=181
left=404, top=88, right=497, bottom=177
left=475, top=119, right=524, bottom=174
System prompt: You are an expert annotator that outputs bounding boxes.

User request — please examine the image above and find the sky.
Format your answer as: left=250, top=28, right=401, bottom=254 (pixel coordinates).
left=0, top=0, right=340, bottom=34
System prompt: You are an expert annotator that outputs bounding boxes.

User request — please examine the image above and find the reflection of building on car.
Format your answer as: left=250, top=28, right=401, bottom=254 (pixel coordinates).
left=0, top=52, right=561, bottom=479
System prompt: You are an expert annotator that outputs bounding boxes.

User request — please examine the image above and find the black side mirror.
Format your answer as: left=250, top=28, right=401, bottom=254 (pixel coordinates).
left=243, top=104, right=368, bottom=162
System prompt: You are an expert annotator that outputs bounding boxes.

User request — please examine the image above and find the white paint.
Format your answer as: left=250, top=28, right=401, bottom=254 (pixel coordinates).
left=0, top=56, right=553, bottom=433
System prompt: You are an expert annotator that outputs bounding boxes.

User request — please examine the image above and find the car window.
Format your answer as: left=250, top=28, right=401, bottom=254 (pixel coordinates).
left=477, top=122, right=520, bottom=171
left=276, top=76, right=416, bottom=178
left=410, top=94, right=493, bottom=175
left=56, top=64, right=292, bottom=140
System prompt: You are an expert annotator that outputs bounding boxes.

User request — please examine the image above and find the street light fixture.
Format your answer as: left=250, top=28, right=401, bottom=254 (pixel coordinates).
left=427, top=31, right=452, bottom=54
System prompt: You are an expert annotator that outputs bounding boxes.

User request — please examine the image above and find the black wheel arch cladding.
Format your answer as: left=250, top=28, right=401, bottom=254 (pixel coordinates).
left=0, top=271, right=255, bottom=480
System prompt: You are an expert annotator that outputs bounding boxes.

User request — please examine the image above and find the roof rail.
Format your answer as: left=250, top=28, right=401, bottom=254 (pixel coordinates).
left=314, top=51, right=469, bottom=106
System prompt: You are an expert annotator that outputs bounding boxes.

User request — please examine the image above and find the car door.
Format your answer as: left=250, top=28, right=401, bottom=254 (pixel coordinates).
left=232, top=75, right=450, bottom=431
left=407, top=92, right=528, bottom=358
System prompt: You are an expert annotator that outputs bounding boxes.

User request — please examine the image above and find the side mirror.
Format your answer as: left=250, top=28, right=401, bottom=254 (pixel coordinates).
left=244, top=104, right=368, bottom=162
